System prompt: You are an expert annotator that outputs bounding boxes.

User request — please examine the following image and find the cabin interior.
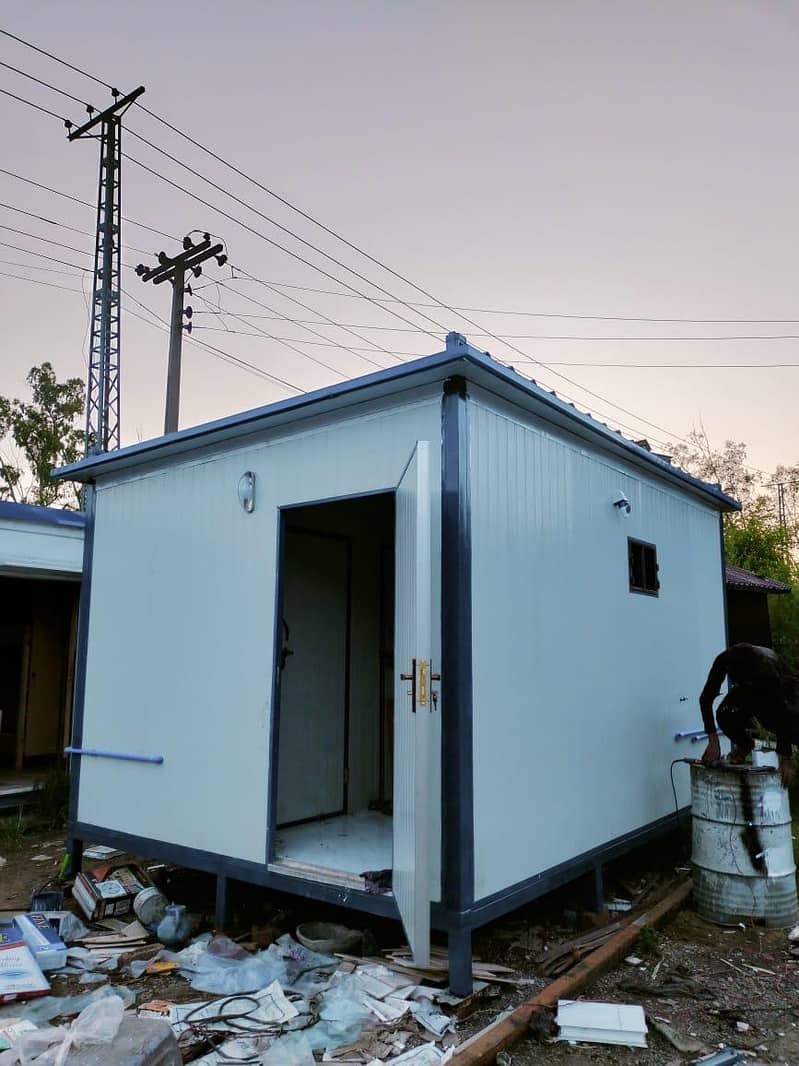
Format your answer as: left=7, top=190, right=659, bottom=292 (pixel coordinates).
left=0, top=576, right=78, bottom=805
left=271, top=492, right=396, bottom=888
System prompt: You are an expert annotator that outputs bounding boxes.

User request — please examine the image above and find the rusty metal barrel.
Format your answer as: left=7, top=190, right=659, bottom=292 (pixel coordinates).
left=691, top=761, right=798, bottom=928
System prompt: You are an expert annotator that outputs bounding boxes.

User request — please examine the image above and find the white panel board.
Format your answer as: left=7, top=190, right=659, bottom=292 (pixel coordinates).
left=394, top=442, right=433, bottom=965
left=78, top=392, right=443, bottom=873
left=277, top=530, right=347, bottom=824
left=469, top=393, right=727, bottom=900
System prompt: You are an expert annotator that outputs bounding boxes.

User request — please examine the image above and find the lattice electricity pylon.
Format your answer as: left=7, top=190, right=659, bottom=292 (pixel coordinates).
left=66, top=86, right=145, bottom=455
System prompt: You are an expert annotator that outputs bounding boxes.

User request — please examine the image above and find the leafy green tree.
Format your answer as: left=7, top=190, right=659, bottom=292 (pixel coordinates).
left=724, top=499, right=795, bottom=585
left=671, top=428, right=799, bottom=664
left=0, top=363, right=84, bottom=509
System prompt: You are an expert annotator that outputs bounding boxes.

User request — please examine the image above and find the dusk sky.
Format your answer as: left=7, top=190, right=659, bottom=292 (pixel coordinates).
left=1, top=1, right=798, bottom=475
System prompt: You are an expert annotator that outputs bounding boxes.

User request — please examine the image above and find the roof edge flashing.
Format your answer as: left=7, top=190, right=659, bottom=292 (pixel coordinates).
left=52, top=344, right=739, bottom=512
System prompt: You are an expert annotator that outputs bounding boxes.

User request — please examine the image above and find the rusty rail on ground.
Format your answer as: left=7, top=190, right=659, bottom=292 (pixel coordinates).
left=452, top=877, right=693, bottom=1065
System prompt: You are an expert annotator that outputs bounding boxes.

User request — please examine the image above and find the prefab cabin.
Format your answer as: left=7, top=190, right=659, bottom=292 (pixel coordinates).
left=0, top=502, right=83, bottom=804
left=58, top=334, right=736, bottom=992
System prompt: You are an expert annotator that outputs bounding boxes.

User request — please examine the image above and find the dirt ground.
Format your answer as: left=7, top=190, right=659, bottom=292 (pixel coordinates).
left=2, top=823, right=799, bottom=1064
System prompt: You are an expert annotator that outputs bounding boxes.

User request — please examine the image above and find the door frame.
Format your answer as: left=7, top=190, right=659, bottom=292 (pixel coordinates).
left=267, top=488, right=394, bottom=862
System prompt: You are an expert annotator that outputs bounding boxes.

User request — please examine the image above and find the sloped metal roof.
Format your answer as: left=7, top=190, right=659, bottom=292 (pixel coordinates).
left=725, top=563, right=791, bottom=594
left=54, top=334, right=739, bottom=512
left=0, top=500, right=86, bottom=529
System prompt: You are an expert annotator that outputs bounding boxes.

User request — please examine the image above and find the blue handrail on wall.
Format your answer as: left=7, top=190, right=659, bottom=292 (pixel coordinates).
left=674, top=729, right=726, bottom=743
left=64, top=747, right=164, bottom=764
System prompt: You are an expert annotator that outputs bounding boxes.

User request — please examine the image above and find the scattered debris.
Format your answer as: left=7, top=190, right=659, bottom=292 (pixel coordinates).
left=72, top=865, right=156, bottom=922
left=648, top=1015, right=707, bottom=1054
left=0, top=931, right=50, bottom=1004
left=82, top=845, right=124, bottom=861
left=607, top=898, right=632, bottom=913
left=13, top=913, right=67, bottom=971
left=296, top=921, right=363, bottom=955
left=692, top=1050, right=746, bottom=1065
left=556, top=999, right=647, bottom=1048
left=537, top=923, right=622, bottom=978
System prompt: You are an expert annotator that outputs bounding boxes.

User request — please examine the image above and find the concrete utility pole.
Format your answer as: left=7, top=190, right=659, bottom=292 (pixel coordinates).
left=136, top=234, right=226, bottom=434
left=66, top=86, right=145, bottom=455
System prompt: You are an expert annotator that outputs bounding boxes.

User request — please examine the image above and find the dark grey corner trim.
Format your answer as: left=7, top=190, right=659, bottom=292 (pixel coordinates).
left=461, top=808, right=689, bottom=929
left=67, top=486, right=97, bottom=825
left=441, top=376, right=474, bottom=911
left=719, top=514, right=729, bottom=646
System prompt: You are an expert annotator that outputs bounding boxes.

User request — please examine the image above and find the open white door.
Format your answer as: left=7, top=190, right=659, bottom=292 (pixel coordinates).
left=394, top=441, right=433, bottom=966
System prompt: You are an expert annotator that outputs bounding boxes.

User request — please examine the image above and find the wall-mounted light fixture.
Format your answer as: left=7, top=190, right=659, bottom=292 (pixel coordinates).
left=238, top=471, right=256, bottom=513
left=613, top=492, right=632, bottom=516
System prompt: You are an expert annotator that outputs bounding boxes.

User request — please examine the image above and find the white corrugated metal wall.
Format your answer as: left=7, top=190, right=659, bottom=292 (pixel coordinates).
left=469, top=391, right=726, bottom=901
left=79, top=391, right=442, bottom=878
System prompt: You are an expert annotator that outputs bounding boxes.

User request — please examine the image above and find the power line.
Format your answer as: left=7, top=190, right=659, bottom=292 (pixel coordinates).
left=124, top=148, right=447, bottom=344
left=0, top=221, right=91, bottom=256
left=215, top=276, right=799, bottom=326
left=0, top=28, right=113, bottom=90
left=0, top=59, right=90, bottom=107
left=0, top=37, right=762, bottom=447
left=195, top=295, right=351, bottom=381
left=2, top=160, right=794, bottom=334
left=0, top=256, right=84, bottom=275
left=0, top=85, right=63, bottom=121
left=125, top=126, right=450, bottom=336
left=124, top=287, right=302, bottom=392
left=0, top=238, right=87, bottom=270
left=0, top=266, right=82, bottom=292
left=193, top=302, right=799, bottom=343
left=218, top=274, right=393, bottom=368
left=0, top=200, right=97, bottom=238
left=0, top=168, right=176, bottom=242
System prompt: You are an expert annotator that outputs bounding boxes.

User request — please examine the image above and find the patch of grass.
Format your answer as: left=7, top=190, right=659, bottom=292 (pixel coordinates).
left=0, top=809, right=34, bottom=852
left=637, top=924, right=661, bottom=956
left=32, top=765, right=70, bottom=829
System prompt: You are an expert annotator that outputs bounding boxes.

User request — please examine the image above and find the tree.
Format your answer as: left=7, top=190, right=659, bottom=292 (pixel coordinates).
left=723, top=499, right=794, bottom=585
left=670, top=427, right=799, bottom=667
left=669, top=428, right=762, bottom=513
left=0, top=363, right=84, bottom=509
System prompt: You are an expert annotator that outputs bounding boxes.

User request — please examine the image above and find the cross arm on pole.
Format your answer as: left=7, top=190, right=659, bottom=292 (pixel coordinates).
left=66, top=86, right=146, bottom=141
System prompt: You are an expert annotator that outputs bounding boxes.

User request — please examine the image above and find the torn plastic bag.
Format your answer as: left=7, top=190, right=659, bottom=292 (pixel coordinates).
left=1, top=997, right=124, bottom=1066
left=260, top=1031, right=315, bottom=1065
left=21, top=985, right=135, bottom=1026
left=180, top=942, right=288, bottom=995
left=302, top=973, right=375, bottom=1052
left=272, top=934, right=338, bottom=981
left=56, top=914, right=90, bottom=945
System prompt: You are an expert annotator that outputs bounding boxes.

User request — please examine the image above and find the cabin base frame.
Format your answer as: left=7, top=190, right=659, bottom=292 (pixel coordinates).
left=68, top=806, right=687, bottom=995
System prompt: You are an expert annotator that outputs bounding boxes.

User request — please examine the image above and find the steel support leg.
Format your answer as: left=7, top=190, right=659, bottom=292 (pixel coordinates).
left=448, top=927, right=473, bottom=996
left=592, top=861, right=605, bottom=913
left=65, top=837, right=84, bottom=879
left=215, top=874, right=230, bottom=928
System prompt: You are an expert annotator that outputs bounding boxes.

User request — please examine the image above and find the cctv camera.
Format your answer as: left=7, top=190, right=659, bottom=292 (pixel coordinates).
left=613, top=494, right=631, bottom=515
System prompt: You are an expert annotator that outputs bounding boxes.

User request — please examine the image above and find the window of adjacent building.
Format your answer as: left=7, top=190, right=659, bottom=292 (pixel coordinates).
left=628, top=538, right=659, bottom=595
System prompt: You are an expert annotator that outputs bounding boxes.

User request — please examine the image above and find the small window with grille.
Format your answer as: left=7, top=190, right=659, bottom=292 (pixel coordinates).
left=628, top=538, right=659, bottom=596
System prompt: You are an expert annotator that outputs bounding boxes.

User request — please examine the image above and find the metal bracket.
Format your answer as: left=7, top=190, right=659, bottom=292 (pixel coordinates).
left=400, top=658, right=417, bottom=712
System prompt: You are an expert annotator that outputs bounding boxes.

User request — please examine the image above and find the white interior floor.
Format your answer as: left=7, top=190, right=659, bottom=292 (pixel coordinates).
left=273, top=809, right=392, bottom=877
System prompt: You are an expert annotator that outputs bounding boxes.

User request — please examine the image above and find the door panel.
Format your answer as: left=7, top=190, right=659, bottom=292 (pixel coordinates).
left=277, top=530, right=348, bottom=825
left=393, top=442, right=433, bottom=966
left=23, top=610, right=67, bottom=759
